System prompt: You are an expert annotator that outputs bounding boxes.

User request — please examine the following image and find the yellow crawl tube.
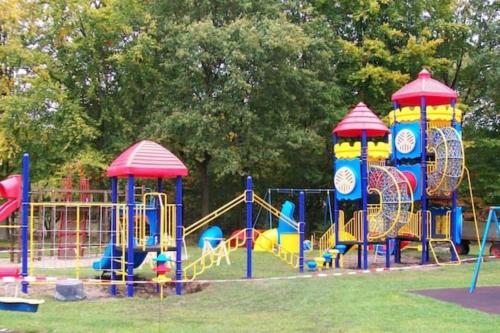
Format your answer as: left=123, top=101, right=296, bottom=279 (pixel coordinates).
left=254, top=228, right=278, bottom=252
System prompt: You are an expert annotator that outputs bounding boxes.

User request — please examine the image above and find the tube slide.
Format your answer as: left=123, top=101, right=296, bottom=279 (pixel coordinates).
left=254, top=228, right=278, bottom=252
left=0, top=175, right=21, bottom=224
left=92, top=241, right=149, bottom=271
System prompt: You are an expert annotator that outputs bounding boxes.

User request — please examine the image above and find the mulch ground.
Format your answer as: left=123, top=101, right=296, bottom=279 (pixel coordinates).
left=414, top=286, right=500, bottom=315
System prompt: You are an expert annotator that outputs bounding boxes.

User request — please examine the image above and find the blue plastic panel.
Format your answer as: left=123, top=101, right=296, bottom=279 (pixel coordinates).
left=392, top=122, right=421, bottom=160
left=334, top=159, right=361, bottom=201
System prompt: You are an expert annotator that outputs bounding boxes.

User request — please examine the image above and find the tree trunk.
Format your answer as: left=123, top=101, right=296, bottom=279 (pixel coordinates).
left=199, top=153, right=211, bottom=216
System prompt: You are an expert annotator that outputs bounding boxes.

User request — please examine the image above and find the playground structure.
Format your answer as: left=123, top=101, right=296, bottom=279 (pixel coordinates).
left=0, top=141, right=307, bottom=298
left=0, top=68, right=489, bottom=299
left=316, top=69, right=480, bottom=270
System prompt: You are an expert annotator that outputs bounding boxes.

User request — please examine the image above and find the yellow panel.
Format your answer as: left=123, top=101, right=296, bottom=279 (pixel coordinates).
left=334, top=142, right=361, bottom=159
left=335, top=141, right=389, bottom=160
left=280, top=233, right=300, bottom=253
left=367, top=142, right=390, bottom=161
left=388, top=106, right=462, bottom=125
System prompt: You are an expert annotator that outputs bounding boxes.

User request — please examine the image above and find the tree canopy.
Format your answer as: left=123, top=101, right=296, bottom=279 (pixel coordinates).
left=0, top=0, right=498, bottom=226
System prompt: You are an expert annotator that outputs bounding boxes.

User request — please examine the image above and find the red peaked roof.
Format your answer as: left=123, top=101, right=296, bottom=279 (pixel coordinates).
left=333, top=102, right=389, bottom=137
left=107, top=140, right=188, bottom=178
left=392, top=69, right=458, bottom=106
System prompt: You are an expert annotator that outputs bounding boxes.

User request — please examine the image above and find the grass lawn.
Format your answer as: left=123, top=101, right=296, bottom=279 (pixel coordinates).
left=1, top=248, right=499, bottom=333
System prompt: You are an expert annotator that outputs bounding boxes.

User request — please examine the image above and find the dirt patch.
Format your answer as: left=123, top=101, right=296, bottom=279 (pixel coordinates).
left=0, top=280, right=210, bottom=301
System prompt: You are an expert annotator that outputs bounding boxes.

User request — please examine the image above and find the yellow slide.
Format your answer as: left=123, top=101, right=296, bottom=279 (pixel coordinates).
left=254, top=228, right=278, bottom=252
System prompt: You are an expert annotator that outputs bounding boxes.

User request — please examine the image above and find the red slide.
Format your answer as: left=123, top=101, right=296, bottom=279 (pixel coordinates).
left=0, top=175, right=21, bottom=279
left=0, top=175, right=21, bottom=223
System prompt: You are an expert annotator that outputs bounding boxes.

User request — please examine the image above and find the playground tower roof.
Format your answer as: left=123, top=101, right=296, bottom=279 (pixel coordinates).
left=107, top=140, right=188, bottom=178
left=392, top=69, right=458, bottom=106
left=333, top=102, right=389, bottom=137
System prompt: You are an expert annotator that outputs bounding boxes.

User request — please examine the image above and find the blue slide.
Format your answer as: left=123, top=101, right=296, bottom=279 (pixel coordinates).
left=93, top=203, right=160, bottom=271
left=92, top=240, right=151, bottom=271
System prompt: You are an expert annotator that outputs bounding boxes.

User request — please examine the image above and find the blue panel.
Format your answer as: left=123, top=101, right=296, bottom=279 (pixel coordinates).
left=0, top=301, right=41, bottom=312
left=397, top=164, right=421, bottom=200
left=334, top=159, right=361, bottom=201
left=392, top=122, right=421, bottom=160
left=278, top=200, right=296, bottom=234
left=454, top=206, right=463, bottom=244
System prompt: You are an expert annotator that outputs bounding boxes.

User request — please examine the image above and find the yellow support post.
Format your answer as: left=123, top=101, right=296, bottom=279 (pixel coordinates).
left=29, top=204, right=34, bottom=277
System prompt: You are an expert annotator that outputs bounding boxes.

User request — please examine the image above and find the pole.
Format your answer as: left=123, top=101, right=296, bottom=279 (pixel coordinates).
left=392, top=102, right=399, bottom=167
left=246, top=176, right=253, bottom=279
left=420, top=96, right=429, bottom=264
left=470, top=208, right=500, bottom=293
left=110, top=177, right=118, bottom=296
left=450, top=98, right=458, bottom=261
left=21, top=153, right=29, bottom=294
left=156, top=177, right=163, bottom=242
left=175, top=176, right=183, bottom=295
left=299, top=191, right=305, bottom=273
left=361, top=130, right=368, bottom=270
left=126, top=175, right=135, bottom=297
left=385, top=238, right=391, bottom=268
left=332, top=134, right=340, bottom=268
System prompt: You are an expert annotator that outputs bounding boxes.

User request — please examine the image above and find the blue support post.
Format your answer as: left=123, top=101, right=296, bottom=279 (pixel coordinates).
left=385, top=238, right=391, bottom=268
left=126, top=175, right=135, bottom=297
left=450, top=98, right=458, bottom=261
left=357, top=246, right=362, bottom=269
left=392, top=102, right=399, bottom=167
left=21, top=153, right=30, bottom=294
left=246, top=176, right=253, bottom=279
left=157, top=178, right=163, bottom=193
left=361, top=130, right=368, bottom=270
left=420, top=96, right=429, bottom=264
left=332, top=134, right=340, bottom=268
left=110, top=177, right=118, bottom=296
left=395, top=238, right=401, bottom=263
left=299, top=191, right=305, bottom=273
left=175, top=176, right=183, bottom=295
left=156, top=177, right=163, bottom=243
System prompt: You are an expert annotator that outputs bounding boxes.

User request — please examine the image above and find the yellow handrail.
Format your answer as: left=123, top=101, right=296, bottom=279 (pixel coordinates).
left=318, top=224, right=335, bottom=255
left=341, top=212, right=362, bottom=242
left=255, top=229, right=299, bottom=268
left=253, top=194, right=298, bottom=231
left=465, top=166, right=481, bottom=246
left=427, top=127, right=449, bottom=195
left=184, top=193, right=246, bottom=237
left=183, top=228, right=251, bottom=280
left=398, top=211, right=422, bottom=239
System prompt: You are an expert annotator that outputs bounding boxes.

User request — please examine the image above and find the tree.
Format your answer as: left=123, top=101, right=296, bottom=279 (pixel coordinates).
left=147, top=2, right=339, bottom=215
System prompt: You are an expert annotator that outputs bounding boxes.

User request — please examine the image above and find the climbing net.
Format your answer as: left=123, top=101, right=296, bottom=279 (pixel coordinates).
left=367, top=166, right=413, bottom=240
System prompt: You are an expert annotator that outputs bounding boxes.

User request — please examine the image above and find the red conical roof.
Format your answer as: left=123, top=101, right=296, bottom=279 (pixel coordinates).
left=333, top=102, right=389, bottom=137
left=107, top=140, right=188, bottom=178
left=392, top=69, right=458, bottom=106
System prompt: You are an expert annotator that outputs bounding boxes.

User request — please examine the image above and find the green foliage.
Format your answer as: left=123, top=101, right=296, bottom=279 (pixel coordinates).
left=0, top=0, right=497, bottom=223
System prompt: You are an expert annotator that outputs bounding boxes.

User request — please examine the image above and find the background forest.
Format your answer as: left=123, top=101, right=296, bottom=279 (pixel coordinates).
left=0, top=0, right=498, bottom=231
